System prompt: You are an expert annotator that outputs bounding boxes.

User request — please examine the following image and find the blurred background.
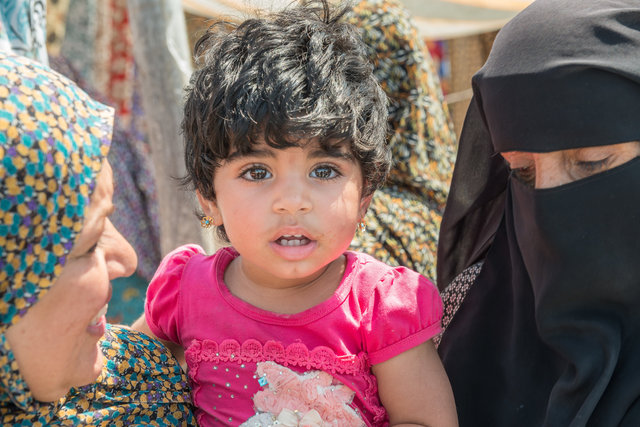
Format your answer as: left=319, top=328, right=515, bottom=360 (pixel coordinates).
left=43, top=0, right=533, bottom=140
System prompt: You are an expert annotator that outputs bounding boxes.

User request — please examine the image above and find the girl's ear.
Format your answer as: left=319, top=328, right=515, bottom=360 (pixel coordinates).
left=358, top=194, right=373, bottom=220
left=196, top=190, right=223, bottom=226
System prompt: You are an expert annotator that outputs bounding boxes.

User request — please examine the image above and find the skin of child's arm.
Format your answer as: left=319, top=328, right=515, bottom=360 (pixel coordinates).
left=371, top=340, right=458, bottom=427
left=131, top=313, right=186, bottom=370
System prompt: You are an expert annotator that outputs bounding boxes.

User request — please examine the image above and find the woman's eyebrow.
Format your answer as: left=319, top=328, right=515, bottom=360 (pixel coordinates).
left=105, top=204, right=116, bottom=217
left=92, top=203, right=114, bottom=235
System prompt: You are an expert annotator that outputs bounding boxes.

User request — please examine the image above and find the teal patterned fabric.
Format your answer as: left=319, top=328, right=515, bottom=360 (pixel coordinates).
left=0, top=330, right=58, bottom=421
left=0, top=50, right=112, bottom=423
left=0, top=325, right=195, bottom=426
left=0, top=51, right=112, bottom=329
left=58, top=325, right=195, bottom=426
left=0, top=51, right=195, bottom=425
left=0, top=51, right=113, bottom=329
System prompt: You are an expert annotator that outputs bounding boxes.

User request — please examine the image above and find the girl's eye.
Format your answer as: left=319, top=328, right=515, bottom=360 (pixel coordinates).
left=86, top=243, right=98, bottom=255
left=310, top=165, right=340, bottom=180
left=240, top=166, right=271, bottom=181
left=512, top=166, right=535, bottom=187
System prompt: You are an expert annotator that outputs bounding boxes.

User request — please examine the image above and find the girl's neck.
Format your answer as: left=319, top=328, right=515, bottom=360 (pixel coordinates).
left=223, top=255, right=346, bottom=314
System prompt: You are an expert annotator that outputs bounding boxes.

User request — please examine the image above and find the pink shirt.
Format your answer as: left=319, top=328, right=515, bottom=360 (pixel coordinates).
left=146, top=245, right=443, bottom=426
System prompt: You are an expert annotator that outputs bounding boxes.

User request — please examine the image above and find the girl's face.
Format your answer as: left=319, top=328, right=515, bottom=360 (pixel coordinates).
left=502, top=141, right=640, bottom=188
left=199, top=139, right=370, bottom=289
left=5, top=160, right=137, bottom=402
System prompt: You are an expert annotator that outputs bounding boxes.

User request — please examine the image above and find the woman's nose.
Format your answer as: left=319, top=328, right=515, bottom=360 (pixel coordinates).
left=534, top=152, right=571, bottom=189
left=105, top=219, right=138, bottom=280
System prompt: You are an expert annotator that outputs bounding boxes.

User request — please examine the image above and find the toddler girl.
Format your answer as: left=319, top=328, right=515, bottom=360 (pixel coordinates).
left=133, top=1, right=457, bottom=426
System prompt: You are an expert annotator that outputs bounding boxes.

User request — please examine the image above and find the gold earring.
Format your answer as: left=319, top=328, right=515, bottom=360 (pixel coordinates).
left=358, top=221, right=366, bottom=232
left=200, top=216, right=214, bottom=228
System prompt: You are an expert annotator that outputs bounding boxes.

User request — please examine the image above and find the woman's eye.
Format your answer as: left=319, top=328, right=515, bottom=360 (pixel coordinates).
left=310, top=165, right=339, bottom=179
left=576, top=158, right=609, bottom=174
left=86, top=243, right=98, bottom=255
left=240, top=166, right=271, bottom=181
left=512, top=166, right=535, bottom=187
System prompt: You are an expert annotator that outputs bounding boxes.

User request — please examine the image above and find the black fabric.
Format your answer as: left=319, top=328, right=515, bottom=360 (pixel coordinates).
left=437, top=0, right=640, bottom=425
left=475, top=0, right=640, bottom=154
left=440, top=199, right=562, bottom=426
left=435, top=100, right=509, bottom=290
left=509, top=158, right=640, bottom=425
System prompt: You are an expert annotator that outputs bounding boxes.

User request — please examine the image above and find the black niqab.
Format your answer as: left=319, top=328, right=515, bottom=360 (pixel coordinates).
left=437, top=0, right=640, bottom=425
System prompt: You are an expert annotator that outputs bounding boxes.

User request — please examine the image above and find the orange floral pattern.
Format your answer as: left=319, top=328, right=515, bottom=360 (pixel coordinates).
left=346, top=0, right=457, bottom=283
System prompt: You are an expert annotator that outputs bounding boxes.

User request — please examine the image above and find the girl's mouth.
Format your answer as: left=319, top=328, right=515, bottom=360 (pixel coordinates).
left=270, top=234, right=317, bottom=260
left=277, top=234, right=311, bottom=246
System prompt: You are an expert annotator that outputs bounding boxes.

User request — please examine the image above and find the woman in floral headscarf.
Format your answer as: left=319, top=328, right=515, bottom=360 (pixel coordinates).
left=0, top=51, right=194, bottom=425
left=346, top=0, right=456, bottom=283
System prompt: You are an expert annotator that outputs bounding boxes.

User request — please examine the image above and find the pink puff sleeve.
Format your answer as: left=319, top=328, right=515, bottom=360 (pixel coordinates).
left=363, top=267, right=443, bottom=365
left=144, top=244, right=205, bottom=345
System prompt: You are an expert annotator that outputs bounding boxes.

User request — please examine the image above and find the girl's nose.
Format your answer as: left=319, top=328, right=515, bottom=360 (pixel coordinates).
left=105, top=219, right=138, bottom=280
left=272, top=175, right=312, bottom=214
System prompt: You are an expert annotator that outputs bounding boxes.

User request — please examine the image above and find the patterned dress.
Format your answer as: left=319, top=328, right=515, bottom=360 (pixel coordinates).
left=1, top=325, right=194, bottom=426
left=433, top=263, right=482, bottom=348
left=346, top=0, right=457, bottom=283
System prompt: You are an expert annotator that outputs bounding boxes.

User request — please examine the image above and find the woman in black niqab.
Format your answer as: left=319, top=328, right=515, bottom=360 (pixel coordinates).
left=436, top=0, right=640, bottom=425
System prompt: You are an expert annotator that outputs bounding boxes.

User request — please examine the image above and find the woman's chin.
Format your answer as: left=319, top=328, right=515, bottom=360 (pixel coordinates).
left=32, top=347, right=101, bottom=404
left=30, top=346, right=102, bottom=403
left=71, top=342, right=105, bottom=391
left=87, top=343, right=105, bottom=382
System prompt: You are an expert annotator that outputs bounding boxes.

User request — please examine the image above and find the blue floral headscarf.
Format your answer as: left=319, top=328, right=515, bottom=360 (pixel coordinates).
left=0, top=51, right=113, bottom=329
left=0, top=51, right=195, bottom=426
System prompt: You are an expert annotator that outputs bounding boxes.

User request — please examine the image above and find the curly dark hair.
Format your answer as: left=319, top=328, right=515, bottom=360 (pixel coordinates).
left=181, top=0, right=390, bottom=241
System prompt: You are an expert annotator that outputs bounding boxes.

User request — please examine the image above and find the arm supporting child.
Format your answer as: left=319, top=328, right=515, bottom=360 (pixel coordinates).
left=373, top=340, right=458, bottom=427
left=132, top=314, right=186, bottom=369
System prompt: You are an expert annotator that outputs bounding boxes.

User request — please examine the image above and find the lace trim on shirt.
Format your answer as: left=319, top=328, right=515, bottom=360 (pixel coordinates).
left=185, top=339, right=370, bottom=380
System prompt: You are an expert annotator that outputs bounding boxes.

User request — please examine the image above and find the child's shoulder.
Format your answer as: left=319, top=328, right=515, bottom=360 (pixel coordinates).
left=166, top=243, right=206, bottom=257
left=151, top=245, right=238, bottom=290
left=345, top=251, right=443, bottom=357
left=161, top=243, right=206, bottom=265
left=345, top=250, right=434, bottom=291
left=157, top=244, right=236, bottom=275
left=163, top=244, right=237, bottom=262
